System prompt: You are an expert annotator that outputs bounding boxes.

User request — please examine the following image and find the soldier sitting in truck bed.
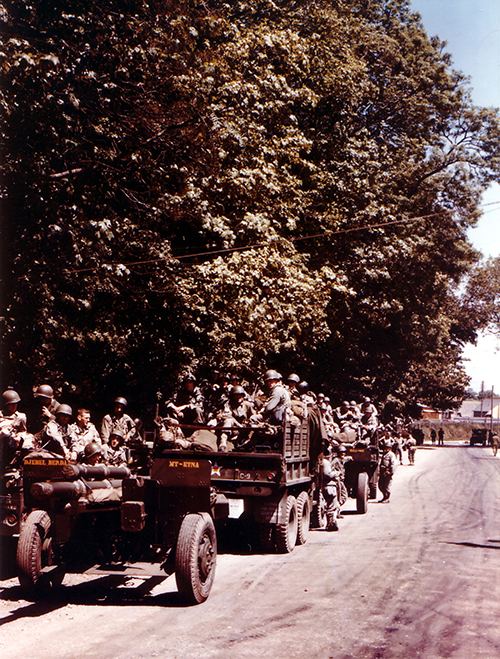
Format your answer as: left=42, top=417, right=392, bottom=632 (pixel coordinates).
left=210, top=385, right=255, bottom=451
left=251, top=370, right=291, bottom=427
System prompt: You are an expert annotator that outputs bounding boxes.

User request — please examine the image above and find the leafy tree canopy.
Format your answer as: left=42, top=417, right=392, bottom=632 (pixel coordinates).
left=1, top=0, right=498, bottom=410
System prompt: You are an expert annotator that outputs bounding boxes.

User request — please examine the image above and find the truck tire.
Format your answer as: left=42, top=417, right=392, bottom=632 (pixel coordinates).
left=17, top=510, right=64, bottom=591
left=311, top=491, right=327, bottom=529
left=296, top=491, right=311, bottom=545
left=356, top=472, right=369, bottom=514
left=175, top=513, right=217, bottom=604
left=275, top=495, right=298, bottom=554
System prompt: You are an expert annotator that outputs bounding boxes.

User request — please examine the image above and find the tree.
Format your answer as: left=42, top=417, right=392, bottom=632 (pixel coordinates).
left=462, top=257, right=500, bottom=336
left=1, top=0, right=498, bottom=410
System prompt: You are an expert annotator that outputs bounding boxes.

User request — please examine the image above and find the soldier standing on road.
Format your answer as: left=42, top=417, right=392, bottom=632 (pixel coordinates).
left=430, top=428, right=437, bottom=444
left=101, top=397, right=136, bottom=444
left=378, top=440, right=397, bottom=502
left=437, top=428, right=445, bottom=446
left=491, top=431, right=499, bottom=457
left=404, top=436, right=417, bottom=465
left=321, top=446, right=342, bottom=531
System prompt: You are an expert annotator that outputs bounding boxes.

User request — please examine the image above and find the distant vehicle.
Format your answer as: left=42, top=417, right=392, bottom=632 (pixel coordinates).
left=470, top=429, right=487, bottom=446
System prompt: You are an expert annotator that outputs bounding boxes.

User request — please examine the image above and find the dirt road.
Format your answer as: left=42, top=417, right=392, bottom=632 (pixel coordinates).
left=1, top=445, right=499, bottom=658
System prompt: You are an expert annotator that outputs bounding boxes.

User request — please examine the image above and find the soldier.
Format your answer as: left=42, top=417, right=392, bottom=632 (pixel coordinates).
left=69, top=408, right=101, bottom=459
left=378, top=440, right=397, bottom=502
left=490, top=430, right=499, bottom=457
left=155, top=416, right=192, bottom=449
left=40, top=404, right=73, bottom=458
left=349, top=400, right=362, bottom=420
left=361, top=397, right=378, bottom=418
left=335, top=400, right=357, bottom=429
left=1, top=389, right=30, bottom=464
left=331, top=444, right=348, bottom=513
left=299, top=381, right=316, bottom=407
left=405, top=435, right=417, bottom=465
left=167, top=374, right=205, bottom=429
left=81, top=441, right=103, bottom=465
left=437, top=428, right=445, bottom=446
left=104, top=429, right=128, bottom=466
left=101, top=397, right=136, bottom=444
left=251, top=370, right=290, bottom=426
left=430, top=428, right=437, bottom=444
left=0, top=389, right=27, bottom=439
left=214, top=385, right=255, bottom=451
left=286, top=374, right=301, bottom=398
left=27, top=384, right=59, bottom=434
left=321, top=446, right=342, bottom=531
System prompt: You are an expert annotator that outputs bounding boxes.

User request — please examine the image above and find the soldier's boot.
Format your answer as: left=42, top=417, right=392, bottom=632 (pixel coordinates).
left=326, top=512, right=339, bottom=532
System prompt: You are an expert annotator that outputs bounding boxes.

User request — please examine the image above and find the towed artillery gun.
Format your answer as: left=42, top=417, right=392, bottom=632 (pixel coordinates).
left=342, top=429, right=381, bottom=513
left=17, top=449, right=217, bottom=604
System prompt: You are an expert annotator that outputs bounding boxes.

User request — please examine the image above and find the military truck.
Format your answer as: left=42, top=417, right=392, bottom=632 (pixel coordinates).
left=162, top=417, right=321, bottom=553
left=470, top=428, right=488, bottom=446
left=17, top=449, right=217, bottom=604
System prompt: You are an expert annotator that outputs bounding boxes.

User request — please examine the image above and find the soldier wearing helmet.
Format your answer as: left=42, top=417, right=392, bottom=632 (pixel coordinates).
left=81, top=441, right=103, bottom=466
left=213, top=385, right=255, bottom=451
left=251, top=370, right=290, bottom=426
left=100, top=396, right=136, bottom=445
left=27, top=383, right=60, bottom=434
left=378, top=439, right=397, bottom=502
left=104, top=429, right=129, bottom=466
left=361, top=397, right=378, bottom=419
left=286, top=373, right=300, bottom=397
left=0, top=389, right=27, bottom=438
left=40, top=403, right=73, bottom=458
left=166, top=374, right=205, bottom=430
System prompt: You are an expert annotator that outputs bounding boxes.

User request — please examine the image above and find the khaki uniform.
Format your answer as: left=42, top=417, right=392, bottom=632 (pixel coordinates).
left=40, top=420, right=72, bottom=458
left=69, top=422, right=101, bottom=457
left=101, top=413, right=136, bottom=444
left=378, top=450, right=397, bottom=501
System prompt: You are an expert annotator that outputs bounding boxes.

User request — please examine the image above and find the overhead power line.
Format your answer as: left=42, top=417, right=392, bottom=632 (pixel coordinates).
left=64, top=201, right=500, bottom=275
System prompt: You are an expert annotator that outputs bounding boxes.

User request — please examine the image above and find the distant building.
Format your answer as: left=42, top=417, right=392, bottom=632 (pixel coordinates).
left=454, top=398, right=500, bottom=420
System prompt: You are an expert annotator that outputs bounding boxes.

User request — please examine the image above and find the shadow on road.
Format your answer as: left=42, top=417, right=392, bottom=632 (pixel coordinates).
left=0, top=575, right=191, bottom=625
left=444, top=541, right=500, bottom=551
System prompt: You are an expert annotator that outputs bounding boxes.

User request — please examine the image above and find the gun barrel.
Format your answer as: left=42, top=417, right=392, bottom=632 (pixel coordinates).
left=31, top=478, right=124, bottom=500
left=73, top=464, right=131, bottom=480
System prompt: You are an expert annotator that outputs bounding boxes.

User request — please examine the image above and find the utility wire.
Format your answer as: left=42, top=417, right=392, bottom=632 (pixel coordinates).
left=65, top=201, right=500, bottom=275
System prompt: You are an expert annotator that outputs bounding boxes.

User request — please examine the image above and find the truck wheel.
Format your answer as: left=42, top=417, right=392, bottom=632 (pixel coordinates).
left=275, top=495, right=298, bottom=554
left=296, top=491, right=311, bottom=545
left=356, top=473, right=369, bottom=514
left=17, top=510, right=64, bottom=591
left=175, top=513, right=217, bottom=604
left=311, top=491, right=327, bottom=529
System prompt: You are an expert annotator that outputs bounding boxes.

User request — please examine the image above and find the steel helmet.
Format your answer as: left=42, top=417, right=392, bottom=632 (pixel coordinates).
left=229, top=385, right=246, bottom=396
left=183, top=373, right=196, bottom=383
left=34, top=384, right=54, bottom=399
left=264, top=369, right=281, bottom=381
left=55, top=403, right=73, bottom=417
left=342, top=400, right=350, bottom=407
left=287, top=373, right=300, bottom=383
left=318, top=393, right=325, bottom=399
left=2, top=389, right=21, bottom=405
left=350, top=400, right=357, bottom=406
left=114, top=397, right=128, bottom=407
left=84, top=442, right=102, bottom=460
left=110, top=429, right=125, bottom=440
left=299, top=381, right=310, bottom=392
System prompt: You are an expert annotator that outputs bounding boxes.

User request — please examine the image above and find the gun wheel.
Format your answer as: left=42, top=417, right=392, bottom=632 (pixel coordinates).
left=17, top=510, right=65, bottom=591
left=175, top=513, right=217, bottom=604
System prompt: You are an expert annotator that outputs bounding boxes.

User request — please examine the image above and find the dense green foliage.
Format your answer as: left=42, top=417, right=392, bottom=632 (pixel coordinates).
left=1, top=0, right=499, bottom=409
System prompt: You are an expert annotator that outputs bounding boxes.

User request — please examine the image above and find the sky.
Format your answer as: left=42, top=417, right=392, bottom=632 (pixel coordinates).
left=411, top=0, right=500, bottom=394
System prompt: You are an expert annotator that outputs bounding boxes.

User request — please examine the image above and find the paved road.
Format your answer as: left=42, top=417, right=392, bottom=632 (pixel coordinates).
left=1, top=445, right=499, bottom=658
